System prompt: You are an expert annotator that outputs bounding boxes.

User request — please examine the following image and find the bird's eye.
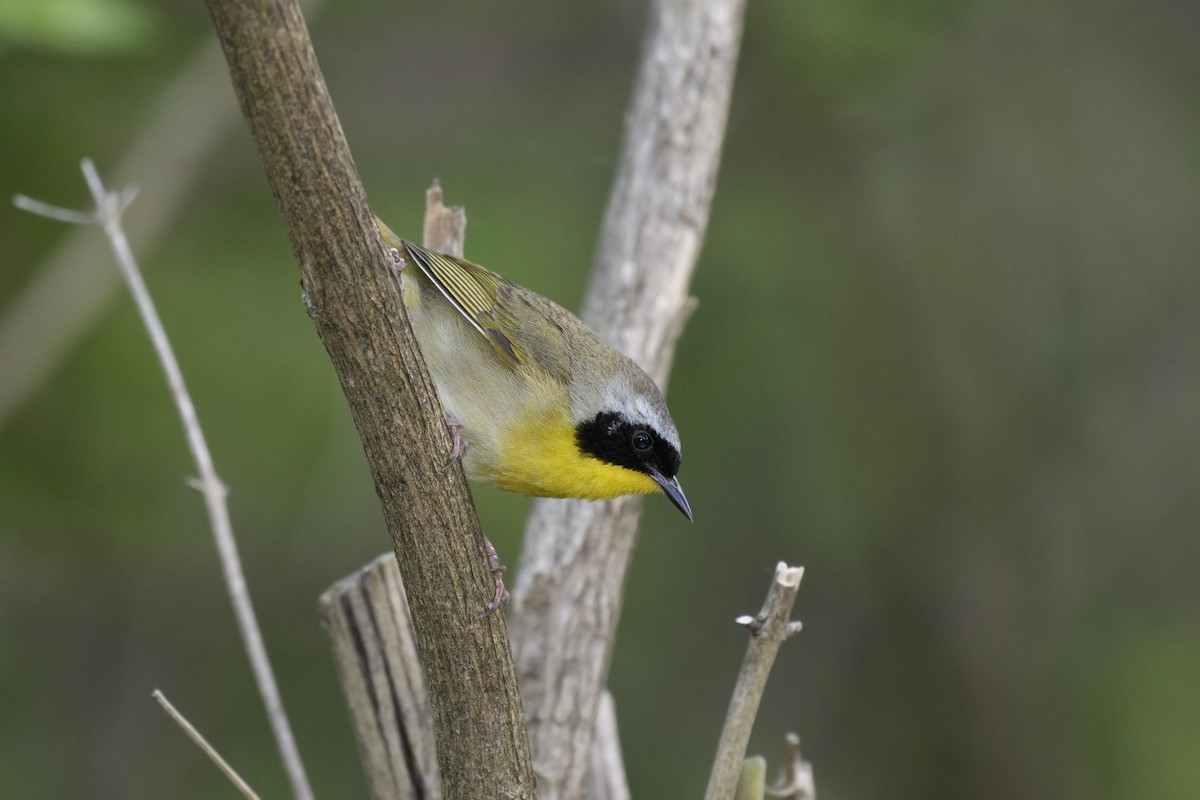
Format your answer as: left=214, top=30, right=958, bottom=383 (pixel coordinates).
left=630, top=429, right=653, bottom=453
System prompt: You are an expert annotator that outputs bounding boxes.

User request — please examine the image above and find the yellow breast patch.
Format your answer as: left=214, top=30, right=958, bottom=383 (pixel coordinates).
left=488, top=408, right=659, bottom=500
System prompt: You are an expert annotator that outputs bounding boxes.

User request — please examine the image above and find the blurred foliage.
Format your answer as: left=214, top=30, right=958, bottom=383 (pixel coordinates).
left=0, top=0, right=157, bottom=55
left=3, top=0, right=1199, bottom=798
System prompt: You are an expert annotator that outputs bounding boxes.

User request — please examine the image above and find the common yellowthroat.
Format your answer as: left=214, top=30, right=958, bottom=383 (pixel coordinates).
left=377, top=219, right=691, bottom=521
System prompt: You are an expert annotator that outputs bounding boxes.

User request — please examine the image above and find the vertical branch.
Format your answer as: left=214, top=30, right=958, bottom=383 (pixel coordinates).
left=200, top=0, right=534, bottom=796
left=589, top=692, right=631, bottom=800
left=508, top=0, right=748, bottom=796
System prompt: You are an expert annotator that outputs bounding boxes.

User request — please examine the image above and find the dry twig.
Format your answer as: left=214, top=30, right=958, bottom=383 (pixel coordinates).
left=14, top=160, right=314, bottom=800
left=764, top=733, right=815, bottom=800
left=705, top=563, right=805, bottom=800
left=152, top=690, right=262, bottom=800
left=0, top=43, right=237, bottom=427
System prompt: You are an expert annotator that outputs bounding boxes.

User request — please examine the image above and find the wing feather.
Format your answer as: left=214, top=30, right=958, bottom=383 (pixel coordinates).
left=401, top=239, right=525, bottom=368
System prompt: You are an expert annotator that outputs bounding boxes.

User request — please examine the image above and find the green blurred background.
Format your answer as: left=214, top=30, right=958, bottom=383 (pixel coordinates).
left=3, top=0, right=1199, bottom=797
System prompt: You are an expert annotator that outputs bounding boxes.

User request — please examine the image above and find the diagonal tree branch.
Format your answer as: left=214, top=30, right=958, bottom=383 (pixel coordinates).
left=317, top=184, right=466, bottom=800
left=200, top=0, right=534, bottom=797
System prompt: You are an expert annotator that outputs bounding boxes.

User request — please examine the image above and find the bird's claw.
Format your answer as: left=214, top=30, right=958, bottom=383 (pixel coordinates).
left=480, top=536, right=510, bottom=618
left=441, top=416, right=469, bottom=470
left=386, top=247, right=406, bottom=275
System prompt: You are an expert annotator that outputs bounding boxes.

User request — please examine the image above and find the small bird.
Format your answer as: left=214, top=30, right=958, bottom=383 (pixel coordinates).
left=377, top=219, right=691, bottom=609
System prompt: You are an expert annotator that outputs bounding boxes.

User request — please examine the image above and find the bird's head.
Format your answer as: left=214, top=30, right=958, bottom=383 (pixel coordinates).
left=573, top=371, right=691, bottom=520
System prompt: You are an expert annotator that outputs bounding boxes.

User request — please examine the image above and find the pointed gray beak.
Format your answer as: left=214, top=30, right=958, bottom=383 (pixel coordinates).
left=650, top=470, right=692, bottom=521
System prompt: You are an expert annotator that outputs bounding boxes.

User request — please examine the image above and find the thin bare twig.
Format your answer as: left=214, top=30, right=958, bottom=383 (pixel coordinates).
left=0, top=0, right=329, bottom=430
left=14, top=159, right=314, bottom=800
left=764, top=733, right=815, bottom=800
left=421, top=181, right=466, bottom=257
left=0, top=42, right=239, bottom=428
left=705, top=563, right=805, bottom=800
left=152, top=690, right=263, bottom=800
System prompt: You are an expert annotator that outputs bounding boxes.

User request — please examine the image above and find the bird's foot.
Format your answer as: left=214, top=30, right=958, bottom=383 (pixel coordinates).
left=441, top=415, right=469, bottom=470
left=385, top=246, right=406, bottom=275
left=480, top=535, right=510, bottom=618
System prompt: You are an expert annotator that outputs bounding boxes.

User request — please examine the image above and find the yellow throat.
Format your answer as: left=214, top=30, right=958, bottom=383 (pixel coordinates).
left=486, top=407, right=661, bottom=501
